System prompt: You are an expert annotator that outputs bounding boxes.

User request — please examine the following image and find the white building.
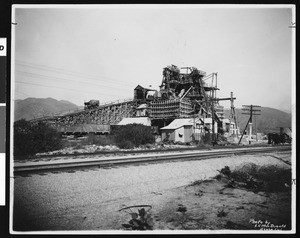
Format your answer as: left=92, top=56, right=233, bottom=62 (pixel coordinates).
left=160, top=117, right=220, bottom=143
left=117, top=117, right=151, bottom=126
left=160, top=118, right=203, bottom=143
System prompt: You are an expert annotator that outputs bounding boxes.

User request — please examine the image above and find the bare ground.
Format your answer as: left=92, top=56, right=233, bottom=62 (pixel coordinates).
left=116, top=153, right=292, bottom=231
left=13, top=151, right=293, bottom=233
left=144, top=178, right=291, bottom=231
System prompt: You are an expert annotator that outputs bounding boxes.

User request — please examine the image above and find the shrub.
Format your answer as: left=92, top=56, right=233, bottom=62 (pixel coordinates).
left=117, top=140, right=135, bottom=149
left=217, top=163, right=292, bottom=192
left=14, top=119, right=63, bottom=157
left=113, top=124, right=155, bottom=149
left=200, top=133, right=212, bottom=145
left=86, top=133, right=114, bottom=146
left=121, top=207, right=154, bottom=230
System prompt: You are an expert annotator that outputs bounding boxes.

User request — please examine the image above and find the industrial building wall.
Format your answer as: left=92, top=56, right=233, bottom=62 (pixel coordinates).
left=162, top=126, right=198, bottom=143
left=174, top=127, right=186, bottom=143
left=183, top=125, right=194, bottom=143
left=161, top=129, right=175, bottom=141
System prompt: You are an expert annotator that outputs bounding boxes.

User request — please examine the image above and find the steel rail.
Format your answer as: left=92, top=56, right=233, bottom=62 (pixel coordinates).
left=14, top=146, right=291, bottom=175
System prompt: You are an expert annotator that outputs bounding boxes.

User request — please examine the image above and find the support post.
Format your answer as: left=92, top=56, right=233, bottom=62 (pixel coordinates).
left=248, top=105, right=253, bottom=144
left=238, top=117, right=251, bottom=145
left=230, top=91, right=238, bottom=137
left=239, top=104, right=260, bottom=145
left=249, top=122, right=253, bottom=144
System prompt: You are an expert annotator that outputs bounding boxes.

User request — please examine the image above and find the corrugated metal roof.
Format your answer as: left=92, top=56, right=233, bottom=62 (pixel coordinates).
left=118, top=117, right=151, bottom=126
left=161, top=118, right=202, bottom=130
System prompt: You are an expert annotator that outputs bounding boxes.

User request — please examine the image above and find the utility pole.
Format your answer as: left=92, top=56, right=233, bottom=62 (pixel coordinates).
left=211, top=88, right=215, bottom=144
left=193, top=104, right=196, bottom=141
left=238, top=105, right=261, bottom=145
left=211, top=92, right=237, bottom=138
left=210, top=73, right=217, bottom=145
left=229, top=92, right=238, bottom=137
left=255, top=114, right=257, bottom=141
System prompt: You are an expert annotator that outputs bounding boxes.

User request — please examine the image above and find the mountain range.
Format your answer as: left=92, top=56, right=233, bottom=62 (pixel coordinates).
left=14, top=97, right=81, bottom=121
left=223, top=107, right=292, bottom=134
left=14, top=97, right=292, bottom=134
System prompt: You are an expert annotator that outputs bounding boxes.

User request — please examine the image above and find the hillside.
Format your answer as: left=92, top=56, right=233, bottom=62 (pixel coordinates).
left=14, top=98, right=292, bottom=134
left=224, top=107, right=292, bottom=134
left=14, top=97, right=81, bottom=121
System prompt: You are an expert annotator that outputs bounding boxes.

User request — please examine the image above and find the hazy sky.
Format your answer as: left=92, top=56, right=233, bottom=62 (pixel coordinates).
left=12, top=5, right=295, bottom=111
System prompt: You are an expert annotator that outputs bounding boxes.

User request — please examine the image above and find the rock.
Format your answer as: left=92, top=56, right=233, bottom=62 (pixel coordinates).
left=177, top=204, right=187, bottom=213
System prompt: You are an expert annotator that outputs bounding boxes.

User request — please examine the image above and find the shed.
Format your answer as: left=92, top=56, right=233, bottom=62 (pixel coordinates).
left=134, top=85, right=146, bottom=100
left=136, top=104, right=148, bottom=117
left=160, top=118, right=203, bottom=143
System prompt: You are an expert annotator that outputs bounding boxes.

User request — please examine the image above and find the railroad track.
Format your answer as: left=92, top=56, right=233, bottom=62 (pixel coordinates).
left=14, top=145, right=291, bottom=175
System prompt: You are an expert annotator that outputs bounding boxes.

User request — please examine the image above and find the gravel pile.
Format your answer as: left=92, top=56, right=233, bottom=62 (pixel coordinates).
left=36, top=144, right=120, bottom=156
left=36, top=144, right=196, bottom=157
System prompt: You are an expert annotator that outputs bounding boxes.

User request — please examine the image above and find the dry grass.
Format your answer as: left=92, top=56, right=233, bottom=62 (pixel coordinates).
left=217, top=163, right=292, bottom=192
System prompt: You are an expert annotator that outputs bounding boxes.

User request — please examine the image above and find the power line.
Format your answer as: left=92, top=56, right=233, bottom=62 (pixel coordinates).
left=15, top=60, right=136, bottom=87
left=14, top=87, right=133, bottom=107
left=15, top=70, right=132, bottom=90
left=15, top=81, right=125, bottom=97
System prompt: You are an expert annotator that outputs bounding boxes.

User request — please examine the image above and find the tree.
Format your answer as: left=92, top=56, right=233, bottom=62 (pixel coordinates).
left=14, top=119, right=62, bottom=157
left=113, top=124, right=155, bottom=149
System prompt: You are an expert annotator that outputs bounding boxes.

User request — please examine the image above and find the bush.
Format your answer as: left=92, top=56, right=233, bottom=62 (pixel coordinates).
left=14, top=119, right=63, bottom=157
left=200, top=133, right=212, bottom=145
left=217, top=163, right=292, bottom=192
left=86, top=133, right=114, bottom=146
left=113, top=124, right=155, bottom=149
left=117, top=140, right=135, bottom=149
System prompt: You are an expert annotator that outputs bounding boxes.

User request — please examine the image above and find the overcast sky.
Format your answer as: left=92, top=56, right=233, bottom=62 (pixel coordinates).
left=12, top=5, right=295, bottom=112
